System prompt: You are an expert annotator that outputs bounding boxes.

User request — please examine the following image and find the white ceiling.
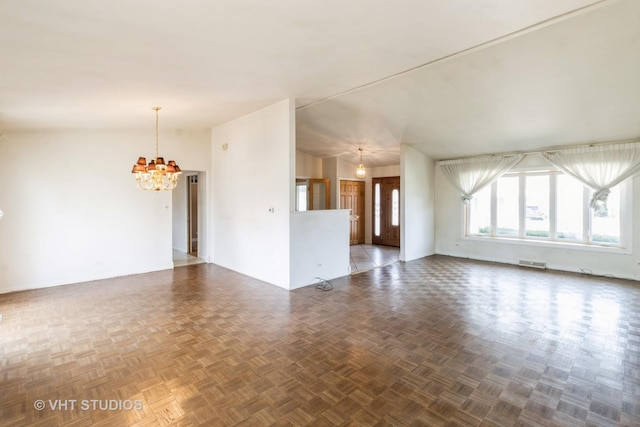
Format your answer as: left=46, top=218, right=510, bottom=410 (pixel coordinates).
left=2, top=0, right=637, bottom=166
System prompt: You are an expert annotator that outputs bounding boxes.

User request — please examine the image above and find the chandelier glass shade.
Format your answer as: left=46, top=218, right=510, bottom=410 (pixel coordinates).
left=356, top=148, right=366, bottom=179
left=131, top=107, right=182, bottom=191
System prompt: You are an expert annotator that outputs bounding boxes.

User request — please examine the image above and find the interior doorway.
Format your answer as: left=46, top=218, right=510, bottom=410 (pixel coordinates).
left=372, top=176, right=400, bottom=247
left=340, top=180, right=365, bottom=245
left=172, top=172, right=206, bottom=267
left=188, top=175, right=198, bottom=256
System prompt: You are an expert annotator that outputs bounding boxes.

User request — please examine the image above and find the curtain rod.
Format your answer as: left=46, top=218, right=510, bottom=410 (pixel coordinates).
left=438, top=138, right=640, bottom=163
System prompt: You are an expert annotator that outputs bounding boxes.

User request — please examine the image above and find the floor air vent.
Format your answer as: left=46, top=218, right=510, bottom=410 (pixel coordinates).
left=518, top=260, right=547, bottom=269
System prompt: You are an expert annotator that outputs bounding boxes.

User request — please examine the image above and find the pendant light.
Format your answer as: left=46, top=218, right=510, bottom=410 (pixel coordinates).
left=131, top=107, right=182, bottom=191
left=356, top=148, right=366, bottom=179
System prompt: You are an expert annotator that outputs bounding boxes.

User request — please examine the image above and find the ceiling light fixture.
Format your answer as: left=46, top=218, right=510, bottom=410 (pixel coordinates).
left=131, top=107, right=182, bottom=191
left=356, top=148, right=366, bottom=179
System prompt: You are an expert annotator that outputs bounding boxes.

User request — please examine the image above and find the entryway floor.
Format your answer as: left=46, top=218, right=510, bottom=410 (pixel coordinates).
left=173, top=250, right=206, bottom=267
left=175, top=245, right=399, bottom=273
left=350, top=243, right=399, bottom=273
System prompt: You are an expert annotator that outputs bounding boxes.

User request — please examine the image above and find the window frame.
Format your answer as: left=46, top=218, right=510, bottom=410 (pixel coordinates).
left=464, top=169, right=632, bottom=253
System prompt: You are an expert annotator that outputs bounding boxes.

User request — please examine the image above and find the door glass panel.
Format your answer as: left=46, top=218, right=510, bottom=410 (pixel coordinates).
left=374, top=183, right=381, bottom=236
left=311, top=181, right=326, bottom=209
left=309, top=178, right=330, bottom=210
left=391, top=189, right=399, bottom=226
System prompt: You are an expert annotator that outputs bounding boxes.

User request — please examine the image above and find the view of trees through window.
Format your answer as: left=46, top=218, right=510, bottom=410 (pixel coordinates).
left=468, top=171, right=622, bottom=246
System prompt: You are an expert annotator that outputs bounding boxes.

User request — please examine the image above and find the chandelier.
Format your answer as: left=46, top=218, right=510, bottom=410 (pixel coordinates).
left=131, top=107, right=182, bottom=191
left=356, top=148, right=366, bottom=179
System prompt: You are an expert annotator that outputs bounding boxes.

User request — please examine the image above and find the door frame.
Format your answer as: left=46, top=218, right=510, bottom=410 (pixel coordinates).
left=340, top=179, right=365, bottom=245
left=172, top=171, right=207, bottom=262
left=372, top=176, right=401, bottom=247
left=188, top=174, right=198, bottom=256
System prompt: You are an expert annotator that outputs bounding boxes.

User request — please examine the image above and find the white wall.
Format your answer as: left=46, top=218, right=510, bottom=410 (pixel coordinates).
left=290, top=210, right=351, bottom=289
left=172, top=174, right=189, bottom=252
left=322, top=157, right=339, bottom=209
left=400, top=144, right=435, bottom=261
left=0, top=128, right=211, bottom=294
left=210, top=99, right=295, bottom=289
left=337, top=157, right=361, bottom=180
left=296, top=150, right=323, bottom=178
left=435, top=165, right=640, bottom=281
left=196, top=171, right=208, bottom=260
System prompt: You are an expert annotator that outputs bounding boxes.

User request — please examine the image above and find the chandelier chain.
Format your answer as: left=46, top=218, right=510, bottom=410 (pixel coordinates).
left=153, top=106, right=161, bottom=160
left=131, top=106, right=182, bottom=191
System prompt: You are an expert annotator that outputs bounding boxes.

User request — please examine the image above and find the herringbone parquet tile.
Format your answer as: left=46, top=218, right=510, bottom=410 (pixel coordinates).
left=1, top=255, right=639, bottom=426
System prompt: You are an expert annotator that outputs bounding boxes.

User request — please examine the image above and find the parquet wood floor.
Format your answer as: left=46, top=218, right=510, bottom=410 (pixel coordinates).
left=1, top=255, right=639, bottom=426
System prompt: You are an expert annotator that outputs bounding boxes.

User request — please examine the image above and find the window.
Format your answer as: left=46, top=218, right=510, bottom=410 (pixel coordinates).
left=391, top=189, right=399, bottom=226
left=468, top=185, right=490, bottom=235
left=374, top=183, right=381, bottom=237
left=496, top=176, right=519, bottom=236
left=467, top=171, right=626, bottom=247
left=556, top=174, right=585, bottom=241
left=591, top=184, right=621, bottom=244
left=295, top=180, right=308, bottom=211
left=525, top=175, right=549, bottom=238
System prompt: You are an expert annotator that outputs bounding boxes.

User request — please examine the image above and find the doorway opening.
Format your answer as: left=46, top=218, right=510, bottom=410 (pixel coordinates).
left=173, top=172, right=206, bottom=267
left=349, top=244, right=399, bottom=273
left=188, top=175, right=198, bottom=256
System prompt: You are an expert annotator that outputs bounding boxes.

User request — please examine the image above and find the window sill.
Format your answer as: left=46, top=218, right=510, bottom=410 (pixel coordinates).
left=462, top=234, right=632, bottom=255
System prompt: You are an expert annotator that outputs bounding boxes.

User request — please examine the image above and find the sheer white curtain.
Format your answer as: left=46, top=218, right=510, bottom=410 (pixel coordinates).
left=439, top=154, right=524, bottom=202
left=541, top=142, right=640, bottom=210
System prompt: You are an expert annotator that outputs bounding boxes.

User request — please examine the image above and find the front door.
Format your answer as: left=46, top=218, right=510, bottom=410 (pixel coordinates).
left=372, top=176, right=400, bottom=247
left=340, top=180, right=365, bottom=245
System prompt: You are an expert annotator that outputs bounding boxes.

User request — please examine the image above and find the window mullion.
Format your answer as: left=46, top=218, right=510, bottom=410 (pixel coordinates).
left=490, top=181, right=497, bottom=236
left=549, top=173, right=557, bottom=239
left=518, top=175, right=525, bottom=238
left=583, top=186, right=590, bottom=243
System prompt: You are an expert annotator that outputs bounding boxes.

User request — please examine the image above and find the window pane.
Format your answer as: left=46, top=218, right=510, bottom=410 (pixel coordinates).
left=468, top=185, right=490, bottom=235
left=525, top=175, right=549, bottom=238
left=296, top=184, right=307, bottom=211
left=374, top=183, right=381, bottom=237
left=556, top=175, right=583, bottom=240
left=391, top=189, right=399, bottom=226
left=496, top=176, right=519, bottom=236
left=591, top=184, right=621, bottom=244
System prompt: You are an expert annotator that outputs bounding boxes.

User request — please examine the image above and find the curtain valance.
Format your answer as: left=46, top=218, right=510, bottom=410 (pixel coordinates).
left=541, top=142, right=640, bottom=211
left=439, top=154, right=524, bottom=202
